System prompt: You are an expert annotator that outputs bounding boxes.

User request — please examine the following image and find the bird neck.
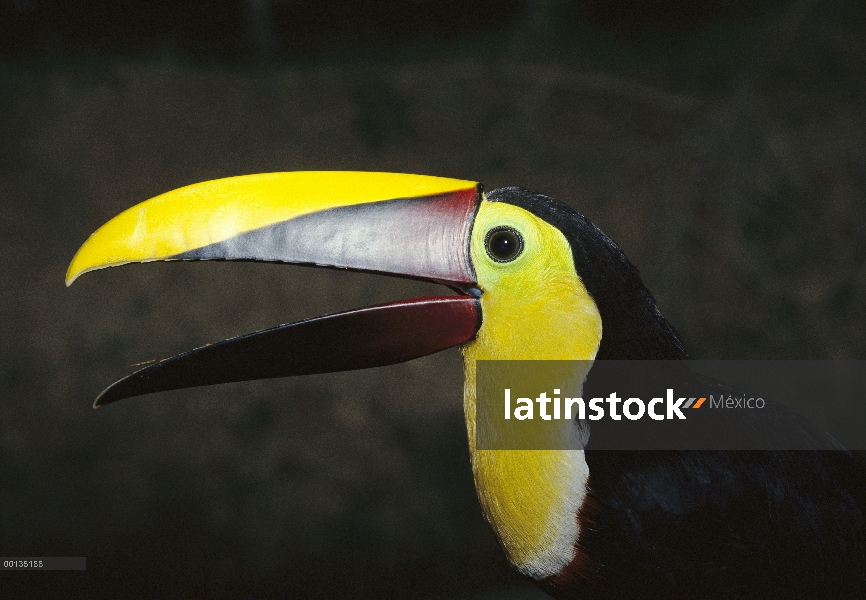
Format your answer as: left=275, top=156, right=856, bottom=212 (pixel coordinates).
left=460, top=267, right=600, bottom=580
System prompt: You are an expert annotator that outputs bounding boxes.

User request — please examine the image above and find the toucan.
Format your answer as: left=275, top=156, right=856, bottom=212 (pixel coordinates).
left=67, top=172, right=865, bottom=599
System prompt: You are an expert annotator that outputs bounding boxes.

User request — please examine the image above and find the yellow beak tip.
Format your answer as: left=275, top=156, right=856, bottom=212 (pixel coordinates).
left=65, top=252, right=91, bottom=286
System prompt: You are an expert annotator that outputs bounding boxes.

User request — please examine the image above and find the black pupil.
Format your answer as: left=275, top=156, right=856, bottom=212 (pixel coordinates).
left=488, top=229, right=521, bottom=261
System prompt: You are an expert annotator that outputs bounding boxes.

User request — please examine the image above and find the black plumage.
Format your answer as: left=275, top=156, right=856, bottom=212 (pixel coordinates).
left=489, top=188, right=866, bottom=599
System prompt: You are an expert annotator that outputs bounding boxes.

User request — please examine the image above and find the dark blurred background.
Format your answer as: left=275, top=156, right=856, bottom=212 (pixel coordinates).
left=1, top=0, right=864, bottom=597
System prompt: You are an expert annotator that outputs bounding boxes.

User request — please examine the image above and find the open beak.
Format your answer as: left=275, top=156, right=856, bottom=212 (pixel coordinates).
left=67, top=172, right=482, bottom=407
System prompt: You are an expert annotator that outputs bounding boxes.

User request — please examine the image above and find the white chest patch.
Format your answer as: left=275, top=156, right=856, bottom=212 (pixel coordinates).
left=468, top=441, right=591, bottom=581
left=511, top=449, right=589, bottom=580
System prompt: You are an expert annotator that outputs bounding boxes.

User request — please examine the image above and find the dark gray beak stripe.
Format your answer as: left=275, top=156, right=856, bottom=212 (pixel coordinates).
left=173, top=189, right=479, bottom=287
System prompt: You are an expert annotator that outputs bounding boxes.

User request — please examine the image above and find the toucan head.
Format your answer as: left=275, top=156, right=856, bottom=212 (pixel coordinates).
left=67, top=171, right=689, bottom=581
left=67, top=171, right=684, bottom=408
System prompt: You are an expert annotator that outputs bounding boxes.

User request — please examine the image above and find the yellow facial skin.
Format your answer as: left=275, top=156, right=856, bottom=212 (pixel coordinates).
left=66, top=171, right=476, bottom=285
left=462, top=199, right=603, bottom=579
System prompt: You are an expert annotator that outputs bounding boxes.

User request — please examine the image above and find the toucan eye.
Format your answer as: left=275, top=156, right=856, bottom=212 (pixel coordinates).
left=485, top=226, right=524, bottom=262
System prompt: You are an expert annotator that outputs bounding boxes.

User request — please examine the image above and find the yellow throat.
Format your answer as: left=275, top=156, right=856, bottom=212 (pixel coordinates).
left=462, top=198, right=603, bottom=579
